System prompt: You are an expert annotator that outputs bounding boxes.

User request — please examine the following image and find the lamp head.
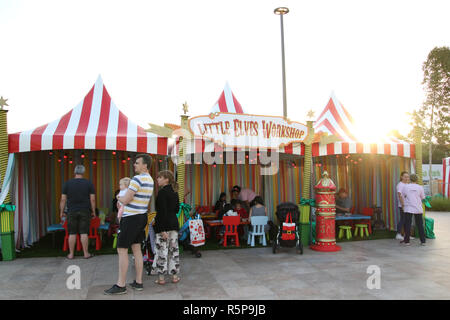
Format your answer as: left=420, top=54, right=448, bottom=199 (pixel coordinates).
left=274, top=7, right=289, bottom=15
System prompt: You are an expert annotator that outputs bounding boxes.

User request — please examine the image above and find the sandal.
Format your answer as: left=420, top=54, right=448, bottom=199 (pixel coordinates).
left=154, top=279, right=166, bottom=285
left=172, top=276, right=181, bottom=283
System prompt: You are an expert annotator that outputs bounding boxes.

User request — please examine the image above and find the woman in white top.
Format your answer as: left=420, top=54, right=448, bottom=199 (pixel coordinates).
left=395, top=172, right=409, bottom=240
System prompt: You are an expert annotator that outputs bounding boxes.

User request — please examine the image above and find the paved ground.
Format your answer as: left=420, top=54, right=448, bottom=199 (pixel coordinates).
left=1, top=211, right=449, bottom=300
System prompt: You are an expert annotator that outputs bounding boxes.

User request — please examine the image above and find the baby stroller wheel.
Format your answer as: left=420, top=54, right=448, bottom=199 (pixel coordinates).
left=296, top=242, right=303, bottom=255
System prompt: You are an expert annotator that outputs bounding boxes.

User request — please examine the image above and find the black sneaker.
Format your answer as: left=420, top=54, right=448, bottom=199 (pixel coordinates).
left=129, top=280, right=143, bottom=291
left=104, top=284, right=127, bottom=295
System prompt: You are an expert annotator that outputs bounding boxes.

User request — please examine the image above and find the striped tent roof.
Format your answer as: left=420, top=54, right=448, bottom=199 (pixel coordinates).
left=209, top=82, right=245, bottom=114
left=9, top=76, right=168, bottom=155
left=314, top=92, right=359, bottom=142
left=311, top=92, right=414, bottom=158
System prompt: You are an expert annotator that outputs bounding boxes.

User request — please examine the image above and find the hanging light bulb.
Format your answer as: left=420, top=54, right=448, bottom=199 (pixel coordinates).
left=81, top=153, right=85, bottom=159
left=49, top=151, right=53, bottom=156
left=112, top=151, right=116, bottom=155
left=93, top=160, right=97, bottom=165
left=122, top=160, right=126, bottom=164
left=58, top=159, right=62, bottom=163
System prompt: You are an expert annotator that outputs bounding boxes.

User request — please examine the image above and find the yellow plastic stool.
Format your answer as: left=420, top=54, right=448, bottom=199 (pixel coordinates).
left=354, top=224, right=369, bottom=238
left=338, top=226, right=352, bottom=240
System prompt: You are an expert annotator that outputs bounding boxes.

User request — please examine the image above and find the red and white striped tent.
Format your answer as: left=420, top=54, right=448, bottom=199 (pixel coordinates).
left=172, top=90, right=415, bottom=159
left=310, top=93, right=415, bottom=158
left=209, top=82, right=245, bottom=114
left=444, top=157, right=450, bottom=198
left=171, top=83, right=252, bottom=156
left=9, top=76, right=168, bottom=155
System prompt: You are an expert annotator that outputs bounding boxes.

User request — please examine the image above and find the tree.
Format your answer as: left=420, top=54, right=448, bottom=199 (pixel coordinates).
left=412, top=47, right=450, bottom=193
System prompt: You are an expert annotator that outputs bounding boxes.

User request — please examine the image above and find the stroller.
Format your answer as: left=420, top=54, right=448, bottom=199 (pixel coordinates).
left=143, top=212, right=157, bottom=275
left=272, top=202, right=303, bottom=254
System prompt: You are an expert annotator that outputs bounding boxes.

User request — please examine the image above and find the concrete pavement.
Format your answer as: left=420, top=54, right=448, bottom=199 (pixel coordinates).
left=1, top=211, right=449, bottom=300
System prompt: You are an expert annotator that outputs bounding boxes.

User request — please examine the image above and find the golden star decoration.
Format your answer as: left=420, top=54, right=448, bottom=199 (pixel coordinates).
left=307, top=109, right=315, bottom=119
left=0, top=96, right=8, bottom=110
left=182, top=102, right=189, bottom=115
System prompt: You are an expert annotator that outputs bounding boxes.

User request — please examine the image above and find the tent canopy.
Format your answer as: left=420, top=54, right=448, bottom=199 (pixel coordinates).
left=312, top=92, right=415, bottom=158
left=9, top=76, right=168, bottom=155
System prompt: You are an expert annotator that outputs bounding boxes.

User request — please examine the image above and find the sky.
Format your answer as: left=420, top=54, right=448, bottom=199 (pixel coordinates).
left=0, top=0, right=449, bottom=140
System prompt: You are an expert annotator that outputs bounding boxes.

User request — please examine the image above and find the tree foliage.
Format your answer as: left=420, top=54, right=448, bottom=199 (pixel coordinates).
left=408, top=46, right=450, bottom=155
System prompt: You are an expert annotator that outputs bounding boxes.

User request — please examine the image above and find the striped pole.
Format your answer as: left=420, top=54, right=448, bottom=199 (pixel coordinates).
left=0, top=108, right=16, bottom=260
left=299, top=121, right=314, bottom=246
left=414, top=126, right=423, bottom=185
left=177, top=114, right=189, bottom=227
left=0, top=110, right=10, bottom=204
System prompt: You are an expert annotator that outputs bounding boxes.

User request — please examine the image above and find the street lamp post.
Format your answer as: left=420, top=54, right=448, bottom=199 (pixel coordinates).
left=274, top=7, right=289, bottom=119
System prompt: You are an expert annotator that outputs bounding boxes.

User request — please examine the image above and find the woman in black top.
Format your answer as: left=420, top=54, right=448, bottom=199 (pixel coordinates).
left=153, top=170, right=180, bottom=285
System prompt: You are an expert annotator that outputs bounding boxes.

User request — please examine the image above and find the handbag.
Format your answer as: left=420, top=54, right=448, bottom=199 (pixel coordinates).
left=189, top=214, right=205, bottom=247
left=281, top=212, right=296, bottom=241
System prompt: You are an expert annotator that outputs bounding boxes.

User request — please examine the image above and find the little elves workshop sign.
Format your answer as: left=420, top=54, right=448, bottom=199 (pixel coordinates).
left=188, top=112, right=309, bottom=149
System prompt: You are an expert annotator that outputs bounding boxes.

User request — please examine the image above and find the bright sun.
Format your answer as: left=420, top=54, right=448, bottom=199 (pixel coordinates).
left=352, top=116, right=410, bottom=143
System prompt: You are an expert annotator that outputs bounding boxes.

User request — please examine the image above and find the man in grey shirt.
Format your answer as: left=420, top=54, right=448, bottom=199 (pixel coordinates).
left=335, top=188, right=352, bottom=214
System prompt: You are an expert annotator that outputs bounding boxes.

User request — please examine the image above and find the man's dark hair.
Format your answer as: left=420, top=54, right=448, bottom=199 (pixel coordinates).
left=136, top=154, right=152, bottom=170
left=231, top=185, right=241, bottom=193
left=230, top=199, right=239, bottom=208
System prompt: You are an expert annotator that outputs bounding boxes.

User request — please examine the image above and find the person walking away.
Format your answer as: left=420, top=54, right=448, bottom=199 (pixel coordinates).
left=153, top=170, right=181, bottom=285
left=60, top=165, right=96, bottom=260
left=104, top=154, right=154, bottom=295
left=400, top=174, right=426, bottom=246
left=395, top=172, right=410, bottom=240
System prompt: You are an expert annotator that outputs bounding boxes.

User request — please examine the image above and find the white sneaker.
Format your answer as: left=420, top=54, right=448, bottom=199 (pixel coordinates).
left=395, top=233, right=404, bottom=240
left=410, top=236, right=415, bottom=240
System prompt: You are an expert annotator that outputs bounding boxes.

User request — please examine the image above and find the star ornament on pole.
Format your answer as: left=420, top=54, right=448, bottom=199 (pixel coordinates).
left=0, top=96, right=9, bottom=110
left=182, top=102, right=189, bottom=115
left=307, top=109, right=315, bottom=120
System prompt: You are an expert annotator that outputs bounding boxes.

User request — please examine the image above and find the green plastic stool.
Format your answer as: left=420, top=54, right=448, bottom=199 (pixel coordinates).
left=338, top=226, right=352, bottom=240
left=112, top=233, right=117, bottom=249
left=354, top=224, right=369, bottom=238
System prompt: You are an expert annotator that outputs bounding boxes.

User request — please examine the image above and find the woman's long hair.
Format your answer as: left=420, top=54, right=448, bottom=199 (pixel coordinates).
left=157, top=170, right=178, bottom=192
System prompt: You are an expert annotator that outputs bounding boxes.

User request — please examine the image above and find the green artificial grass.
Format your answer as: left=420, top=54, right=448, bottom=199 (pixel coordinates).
left=14, top=232, right=118, bottom=259
left=336, top=229, right=397, bottom=243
